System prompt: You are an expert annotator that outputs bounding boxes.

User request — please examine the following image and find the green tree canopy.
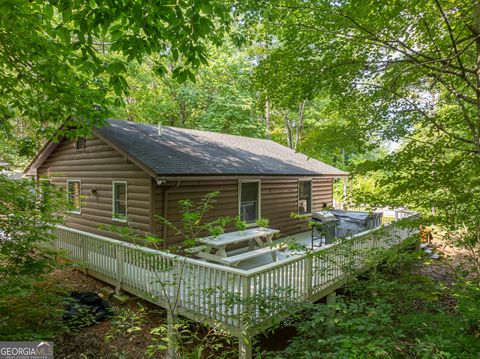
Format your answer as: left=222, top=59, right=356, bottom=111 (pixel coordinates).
left=112, top=40, right=265, bottom=137
left=234, top=0, right=480, bottom=267
left=0, top=0, right=229, bottom=145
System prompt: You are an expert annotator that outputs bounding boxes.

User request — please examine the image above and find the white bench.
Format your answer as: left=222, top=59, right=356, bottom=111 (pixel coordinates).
left=220, top=245, right=284, bottom=267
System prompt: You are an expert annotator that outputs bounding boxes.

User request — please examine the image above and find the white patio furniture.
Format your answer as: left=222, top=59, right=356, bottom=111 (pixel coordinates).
left=196, top=228, right=281, bottom=267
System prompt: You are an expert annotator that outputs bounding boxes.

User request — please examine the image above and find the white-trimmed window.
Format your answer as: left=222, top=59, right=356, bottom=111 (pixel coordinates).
left=66, top=179, right=81, bottom=214
left=112, top=181, right=127, bottom=221
left=239, top=180, right=260, bottom=224
left=298, top=180, right=312, bottom=215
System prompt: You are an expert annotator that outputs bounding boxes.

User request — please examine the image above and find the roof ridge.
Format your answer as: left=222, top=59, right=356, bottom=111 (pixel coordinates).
left=107, top=118, right=278, bottom=143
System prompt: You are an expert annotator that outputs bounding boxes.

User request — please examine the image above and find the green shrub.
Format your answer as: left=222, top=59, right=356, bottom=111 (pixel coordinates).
left=270, top=243, right=480, bottom=358
left=0, top=175, right=67, bottom=340
left=454, top=280, right=480, bottom=337
left=105, top=305, right=147, bottom=343
left=234, top=215, right=247, bottom=231
left=0, top=278, right=67, bottom=340
left=256, top=217, right=270, bottom=228
left=0, top=175, right=64, bottom=291
left=273, top=298, right=400, bottom=358
left=147, top=319, right=236, bottom=358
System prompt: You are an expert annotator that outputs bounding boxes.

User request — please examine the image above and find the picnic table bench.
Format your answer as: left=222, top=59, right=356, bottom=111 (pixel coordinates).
left=195, top=228, right=281, bottom=267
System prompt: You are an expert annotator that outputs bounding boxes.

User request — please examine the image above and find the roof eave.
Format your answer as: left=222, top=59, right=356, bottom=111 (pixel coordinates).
left=154, top=172, right=348, bottom=182
left=24, top=140, right=60, bottom=176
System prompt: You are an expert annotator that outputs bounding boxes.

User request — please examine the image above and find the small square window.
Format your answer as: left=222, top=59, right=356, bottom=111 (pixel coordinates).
left=75, top=137, right=86, bottom=150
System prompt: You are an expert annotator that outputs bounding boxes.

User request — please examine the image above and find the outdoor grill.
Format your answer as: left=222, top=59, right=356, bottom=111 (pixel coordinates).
left=311, top=211, right=339, bottom=248
left=310, top=210, right=384, bottom=248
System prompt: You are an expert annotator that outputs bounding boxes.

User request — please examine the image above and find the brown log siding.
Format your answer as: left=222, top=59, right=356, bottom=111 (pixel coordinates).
left=37, top=135, right=335, bottom=245
left=155, top=177, right=334, bottom=246
left=37, top=136, right=152, bottom=238
left=156, top=180, right=238, bottom=246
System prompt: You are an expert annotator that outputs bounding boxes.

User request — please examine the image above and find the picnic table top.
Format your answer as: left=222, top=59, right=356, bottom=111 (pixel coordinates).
left=197, top=228, right=280, bottom=247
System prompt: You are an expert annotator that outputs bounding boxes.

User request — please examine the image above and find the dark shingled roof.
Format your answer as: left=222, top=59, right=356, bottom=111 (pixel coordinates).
left=94, top=119, right=347, bottom=177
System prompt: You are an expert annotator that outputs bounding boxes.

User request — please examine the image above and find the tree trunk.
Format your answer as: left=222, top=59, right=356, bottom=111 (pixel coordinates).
left=295, top=100, right=306, bottom=149
left=474, top=1, right=480, bottom=153
left=265, top=98, right=271, bottom=139
left=284, top=110, right=293, bottom=148
left=180, top=101, right=187, bottom=127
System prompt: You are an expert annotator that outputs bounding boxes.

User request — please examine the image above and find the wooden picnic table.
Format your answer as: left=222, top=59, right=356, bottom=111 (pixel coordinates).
left=196, top=228, right=280, bottom=266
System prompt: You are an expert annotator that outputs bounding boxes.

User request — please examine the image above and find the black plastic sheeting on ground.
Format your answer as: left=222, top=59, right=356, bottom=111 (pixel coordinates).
left=63, top=291, right=113, bottom=325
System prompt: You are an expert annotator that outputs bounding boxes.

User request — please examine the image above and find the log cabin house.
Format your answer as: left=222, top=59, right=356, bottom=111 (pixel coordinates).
left=25, top=120, right=417, bottom=359
left=25, top=119, right=347, bottom=246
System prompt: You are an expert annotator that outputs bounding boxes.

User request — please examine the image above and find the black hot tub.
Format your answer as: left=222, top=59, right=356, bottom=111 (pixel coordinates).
left=329, top=210, right=383, bottom=237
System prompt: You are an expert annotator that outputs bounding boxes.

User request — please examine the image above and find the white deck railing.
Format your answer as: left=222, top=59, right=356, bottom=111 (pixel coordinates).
left=51, top=212, right=418, bottom=334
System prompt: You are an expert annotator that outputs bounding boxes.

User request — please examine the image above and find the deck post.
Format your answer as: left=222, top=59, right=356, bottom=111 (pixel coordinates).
left=326, top=291, right=336, bottom=305
left=81, top=234, right=88, bottom=275
left=326, top=291, right=337, bottom=332
left=238, top=333, right=253, bottom=359
left=115, top=245, right=124, bottom=296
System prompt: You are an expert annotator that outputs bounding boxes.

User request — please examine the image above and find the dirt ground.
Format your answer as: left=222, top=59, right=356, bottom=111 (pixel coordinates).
left=415, top=229, right=474, bottom=285
left=49, top=266, right=167, bottom=359
left=48, top=263, right=299, bottom=358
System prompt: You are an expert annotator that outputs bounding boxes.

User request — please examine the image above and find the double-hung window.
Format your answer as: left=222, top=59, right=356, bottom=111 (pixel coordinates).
left=298, top=180, right=312, bottom=215
left=239, top=180, right=260, bottom=224
left=66, top=180, right=81, bottom=214
left=112, top=181, right=127, bottom=221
